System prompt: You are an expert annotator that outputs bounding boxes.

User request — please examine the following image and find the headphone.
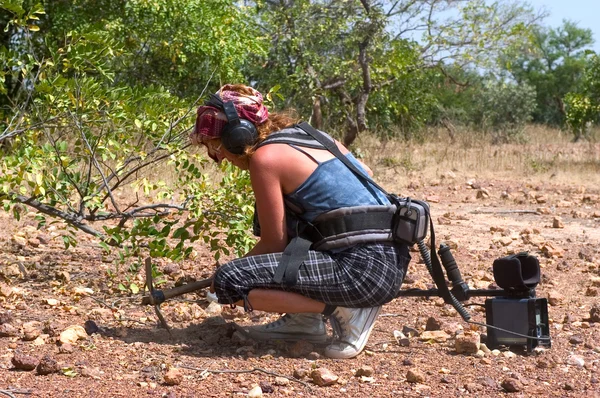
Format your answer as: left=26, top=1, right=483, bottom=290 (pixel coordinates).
left=205, top=94, right=259, bottom=155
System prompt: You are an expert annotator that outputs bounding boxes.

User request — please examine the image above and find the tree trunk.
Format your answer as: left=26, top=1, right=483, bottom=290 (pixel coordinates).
left=342, top=0, right=376, bottom=147
left=311, top=95, right=323, bottom=130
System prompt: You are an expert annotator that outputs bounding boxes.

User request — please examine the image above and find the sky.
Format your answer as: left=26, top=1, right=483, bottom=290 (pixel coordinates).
left=527, top=0, right=600, bottom=52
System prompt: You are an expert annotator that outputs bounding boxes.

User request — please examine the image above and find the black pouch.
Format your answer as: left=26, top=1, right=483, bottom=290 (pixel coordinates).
left=390, top=196, right=430, bottom=245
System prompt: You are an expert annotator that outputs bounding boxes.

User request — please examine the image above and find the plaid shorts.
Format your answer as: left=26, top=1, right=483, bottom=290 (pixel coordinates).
left=213, top=242, right=410, bottom=309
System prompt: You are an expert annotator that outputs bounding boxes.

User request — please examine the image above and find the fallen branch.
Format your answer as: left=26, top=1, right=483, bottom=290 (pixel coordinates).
left=379, top=313, right=405, bottom=317
left=0, top=389, right=32, bottom=397
left=470, top=210, right=540, bottom=215
left=179, top=365, right=313, bottom=388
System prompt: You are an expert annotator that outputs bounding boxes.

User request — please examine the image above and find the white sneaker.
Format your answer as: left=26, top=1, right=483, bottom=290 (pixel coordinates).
left=205, top=291, right=218, bottom=303
left=325, top=306, right=382, bottom=359
left=245, top=313, right=327, bottom=344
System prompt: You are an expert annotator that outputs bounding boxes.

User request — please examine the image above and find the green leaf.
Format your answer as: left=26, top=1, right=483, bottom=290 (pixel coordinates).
left=61, top=367, right=78, bottom=377
left=129, top=283, right=139, bottom=294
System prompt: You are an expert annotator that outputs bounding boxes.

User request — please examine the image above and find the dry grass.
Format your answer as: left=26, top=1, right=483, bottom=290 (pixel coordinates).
left=355, top=124, right=600, bottom=193
left=143, top=124, right=599, bottom=199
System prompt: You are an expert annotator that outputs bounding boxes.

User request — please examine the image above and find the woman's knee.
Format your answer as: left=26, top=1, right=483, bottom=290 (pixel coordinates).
left=212, top=262, right=236, bottom=290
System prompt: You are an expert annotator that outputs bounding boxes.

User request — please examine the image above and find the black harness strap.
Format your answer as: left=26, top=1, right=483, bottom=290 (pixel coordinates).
left=295, top=122, right=392, bottom=195
left=272, top=235, right=313, bottom=286
left=306, top=211, right=394, bottom=240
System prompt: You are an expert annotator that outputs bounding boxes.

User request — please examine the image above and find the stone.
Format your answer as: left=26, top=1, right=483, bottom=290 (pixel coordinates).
left=563, top=382, right=576, bottom=391
left=204, top=302, right=222, bottom=316
left=84, top=320, right=100, bottom=335
left=566, top=355, right=585, bottom=367
left=502, top=351, right=517, bottom=359
left=540, top=242, right=564, bottom=258
left=590, top=304, right=600, bottom=322
left=406, top=369, right=425, bottom=383
left=464, top=382, right=481, bottom=393
left=310, top=368, right=338, bottom=386
left=0, top=323, right=20, bottom=337
left=274, top=377, right=290, bottom=386
left=419, top=330, right=450, bottom=343
left=56, top=271, right=70, bottom=283
left=59, top=325, right=88, bottom=345
left=36, top=355, right=59, bottom=375
left=163, top=368, right=183, bottom=385
left=569, top=335, right=584, bottom=345
left=552, top=217, right=564, bottom=228
left=58, top=343, right=75, bottom=354
left=22, top=321, right=42, bottom=341
left=536, top=359, right=551, bottom=369
left=496, top=237, right=513, bottom=246
left=478, top=376, right=498, bottom=388
left=443, top=322, right=464, bottom=336
left=425, top=317, right=442, bottom=331
left=1, top=263, right=22, bottom=277
left=11, top=352, right=38, bottom=371
left=476, top=189, right=490, bottom=199
left=287, top=340, right=314, bottom=358
left=247, top=385, right=263, bottom=398
left=535, top=195, right=548, bottom=204
left=293, top=368, right=308, bottom=379
left=455, top=333, right=480, bottom=354
left=258, top=382, right=273, bottom=394
left=355, top=365, right=374, bottom=377
left=547, top=291, right=564, bottom=306
left=0, top=311, right=13, bottom=325
left=162, top=263, right=181, bottom=275
left=402, top=325, right=419, bottom=337
left=80, top=366, right=103, bottom=379
left=501, top=378, right=523, bottom=392
left=0, top=284, right=13, bottom=298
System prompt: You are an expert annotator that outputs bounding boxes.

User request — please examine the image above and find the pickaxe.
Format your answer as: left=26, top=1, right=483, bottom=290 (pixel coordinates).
left=142, top=257, right=213, bottom=333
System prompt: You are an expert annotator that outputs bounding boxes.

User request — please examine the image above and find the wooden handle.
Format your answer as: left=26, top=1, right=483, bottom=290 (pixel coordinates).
left=142, top=277, right=213, bottom=305
left=162, top=278, right=213, bottom=299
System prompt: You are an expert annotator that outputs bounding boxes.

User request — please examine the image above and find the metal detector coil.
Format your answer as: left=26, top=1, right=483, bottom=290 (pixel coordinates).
left=398, top=245, right=551, bottom=352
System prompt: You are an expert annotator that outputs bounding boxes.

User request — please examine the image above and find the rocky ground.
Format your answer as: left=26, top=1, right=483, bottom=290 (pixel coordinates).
left=1, top=175, right=600, bottom=397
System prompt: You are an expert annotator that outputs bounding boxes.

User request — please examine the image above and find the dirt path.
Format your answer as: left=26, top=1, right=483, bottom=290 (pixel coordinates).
left=1, top=177, right=599, bottom=397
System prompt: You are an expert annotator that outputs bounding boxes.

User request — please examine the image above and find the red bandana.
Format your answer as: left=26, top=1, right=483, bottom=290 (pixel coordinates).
left=191, top=85, right=269, bottom=142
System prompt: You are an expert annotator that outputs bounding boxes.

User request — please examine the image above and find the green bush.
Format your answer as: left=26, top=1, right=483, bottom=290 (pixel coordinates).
left=471, top=80, right=537, bottom=143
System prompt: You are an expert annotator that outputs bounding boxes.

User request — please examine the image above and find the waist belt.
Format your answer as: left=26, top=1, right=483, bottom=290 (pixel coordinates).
left=273, top=205, right=395, bottom=286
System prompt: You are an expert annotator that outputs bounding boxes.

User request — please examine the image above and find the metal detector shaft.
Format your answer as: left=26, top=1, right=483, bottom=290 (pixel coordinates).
left=397, top=288, right=530, bottom=299
left=141, top=278, right=213, bottom=306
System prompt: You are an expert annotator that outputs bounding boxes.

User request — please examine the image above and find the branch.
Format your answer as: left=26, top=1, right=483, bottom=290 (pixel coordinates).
left=85, top=203, right=188, bottom=222
left=179, top=364, right=312, bottom=389
left=2, top=192, right=106, bottom=240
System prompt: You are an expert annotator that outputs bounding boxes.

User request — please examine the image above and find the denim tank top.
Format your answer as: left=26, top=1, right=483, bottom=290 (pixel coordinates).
left=284, top=150, right=390, bottom=222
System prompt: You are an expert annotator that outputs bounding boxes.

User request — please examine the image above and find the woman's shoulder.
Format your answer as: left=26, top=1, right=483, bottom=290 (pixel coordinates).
left=250, top=142, right=294, bottom=170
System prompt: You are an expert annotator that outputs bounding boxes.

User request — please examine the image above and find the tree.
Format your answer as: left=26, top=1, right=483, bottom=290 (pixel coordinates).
left=249, top=0, right=540, bottom=145
left=564, top=52, right=600, bottom=140
left=502, top=20, right=595, bottom=126
left=470, top=78, right=537, bottom=143
left=0, top=1, right=263, bottom=283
